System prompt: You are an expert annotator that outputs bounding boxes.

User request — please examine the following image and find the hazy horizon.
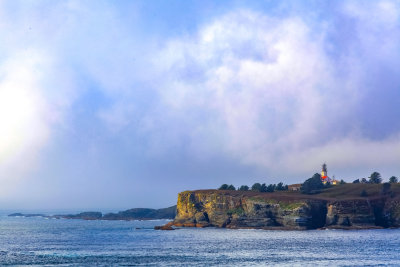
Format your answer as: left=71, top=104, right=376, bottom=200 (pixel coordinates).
left=1, top=0, right=400, bottom=210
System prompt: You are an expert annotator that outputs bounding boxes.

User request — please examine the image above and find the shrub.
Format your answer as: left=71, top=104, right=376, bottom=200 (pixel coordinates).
left=218, top=184, right=229, bottom=190
left=218, top=184, right=235, bottom=190
left=353, top=179, right=360, bottom=183
left=251, top=183, right=262, bottom=192
left=301, top=173, right=323, bottom=194
left=227, top=184, right=236, bottom=190
left=238, top=185, right=249, bottom=191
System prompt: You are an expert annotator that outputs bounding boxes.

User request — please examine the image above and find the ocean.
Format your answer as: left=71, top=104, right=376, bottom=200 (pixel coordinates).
left=0, top=215, right=399, bottom=266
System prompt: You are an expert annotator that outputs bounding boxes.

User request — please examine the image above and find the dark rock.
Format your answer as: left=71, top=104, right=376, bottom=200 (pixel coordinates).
left=154, top=222, right=175, bottom=230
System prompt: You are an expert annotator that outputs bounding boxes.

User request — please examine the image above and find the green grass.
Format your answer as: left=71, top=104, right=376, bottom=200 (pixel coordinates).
left=190, top=183, right=400, bottom=202
left=227, top=207, right=245, bottom=216
left=318, top=183, right=400, bottom=199
left=247, top=197, right=305, bottom=210
left=278, top=202, right=305, bottom=210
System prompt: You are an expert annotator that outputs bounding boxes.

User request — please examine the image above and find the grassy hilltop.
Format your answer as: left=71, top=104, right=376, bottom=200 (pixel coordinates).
left=194, top=183, right=400, bottom=201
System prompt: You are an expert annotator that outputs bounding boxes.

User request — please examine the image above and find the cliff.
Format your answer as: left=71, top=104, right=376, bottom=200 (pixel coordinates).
left=167, top=184, right=400, bottom=230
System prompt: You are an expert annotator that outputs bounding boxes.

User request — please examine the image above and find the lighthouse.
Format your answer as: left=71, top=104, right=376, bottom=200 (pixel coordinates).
left=321, top=163, right=331, bottom=184
left=321, top=163, right=327, bottom=179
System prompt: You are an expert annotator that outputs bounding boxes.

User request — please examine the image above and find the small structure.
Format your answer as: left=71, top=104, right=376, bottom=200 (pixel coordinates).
left=288, top=184, right=301, bottom=191
left=331, top=175, right=338, bottom=185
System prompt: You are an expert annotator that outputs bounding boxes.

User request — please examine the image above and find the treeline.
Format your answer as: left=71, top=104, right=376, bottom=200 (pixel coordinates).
left=301, top=172, right=399, bottom=195
left=218, top=182, right=288, bottom=192
left=352, top=172, right=398, bottom=184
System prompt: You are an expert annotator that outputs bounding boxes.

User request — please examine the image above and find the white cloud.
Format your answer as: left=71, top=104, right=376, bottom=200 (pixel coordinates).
left=142, top=5, right=400, bottom=176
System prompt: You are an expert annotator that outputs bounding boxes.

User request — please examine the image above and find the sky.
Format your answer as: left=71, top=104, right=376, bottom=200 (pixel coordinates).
left=0, top=0, right=400, bottom=211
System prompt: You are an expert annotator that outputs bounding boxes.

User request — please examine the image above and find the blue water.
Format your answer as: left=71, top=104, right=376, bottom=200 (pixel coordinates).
left=0, top=216, right=399, bottom=266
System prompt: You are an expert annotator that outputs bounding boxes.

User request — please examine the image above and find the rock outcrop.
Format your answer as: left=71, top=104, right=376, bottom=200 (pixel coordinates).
left=383, top=198, right=400, bottom=227
left=172, top=190, right=327, bottom=229
left=167, top=189, right=400, bottom=230
left=325, top=199, right=381, bottom=228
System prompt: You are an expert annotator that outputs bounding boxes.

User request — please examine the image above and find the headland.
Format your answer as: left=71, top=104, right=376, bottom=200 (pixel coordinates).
left=161, top=183, right=400, bottom=230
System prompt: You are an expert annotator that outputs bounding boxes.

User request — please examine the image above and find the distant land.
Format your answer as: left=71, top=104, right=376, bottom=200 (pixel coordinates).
left=158, top=183, right=400, bottom=230
left=9, top=206, right=176, bottom=221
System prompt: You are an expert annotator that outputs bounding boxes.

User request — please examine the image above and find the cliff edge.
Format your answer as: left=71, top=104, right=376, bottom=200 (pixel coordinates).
left=167, top=184, right=400, bottom=230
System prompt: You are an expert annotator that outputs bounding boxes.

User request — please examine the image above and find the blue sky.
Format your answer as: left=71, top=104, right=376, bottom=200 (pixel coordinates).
left=0, top=0, right=400, bottom=211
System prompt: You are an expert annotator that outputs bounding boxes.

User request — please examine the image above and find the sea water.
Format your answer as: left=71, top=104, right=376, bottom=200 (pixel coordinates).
left=0, top=215, right=399, bottom=266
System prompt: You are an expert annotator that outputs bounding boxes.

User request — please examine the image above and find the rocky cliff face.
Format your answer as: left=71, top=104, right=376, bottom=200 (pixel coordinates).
left=173, top=190, right=327, bottom=229
left=383, top=199, right=400, bottom=227
left=171, top=190, right=400, bottom=229
left=325, top=200, right=378, bottom=228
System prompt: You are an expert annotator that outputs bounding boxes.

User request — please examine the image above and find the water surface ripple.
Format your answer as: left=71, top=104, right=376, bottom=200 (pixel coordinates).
left=0, top=216, right=398, bottom=266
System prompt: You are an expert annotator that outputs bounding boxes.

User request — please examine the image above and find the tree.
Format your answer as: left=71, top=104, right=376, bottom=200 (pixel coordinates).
left=369, top=172, right=382, bottom=184
left=266, top=184, right=275, bottom=192
left=260, top=183, right=267, bottom=192
left=353, top=179, right=360, bottom=183
left=251, top=183, right=262, bottom=192
left=340, top=179, right=346, bottom=184
left=276, top=182, right=285, bottom=191
left=227, top=184, right=236, bottom=190
left=301, top=173, right=323, bottom=194
left=361, top=178, right=368, bottom=183
left=218, top=184, right=229, bottom=190
left=238, top=185, right=249, bottom=191
left=284, top=185, right=289, bottom=191
left=389, top=176, right=398, bottom=183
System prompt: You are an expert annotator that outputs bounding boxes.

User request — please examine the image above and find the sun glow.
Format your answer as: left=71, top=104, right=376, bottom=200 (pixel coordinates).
left=0, top=55, right=49, bottom=166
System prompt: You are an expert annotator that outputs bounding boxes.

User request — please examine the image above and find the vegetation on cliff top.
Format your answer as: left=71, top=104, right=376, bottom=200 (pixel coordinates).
left=213, top=171, right=399, bottom=201
left=390, top=176, right=398, bottom=183
left=194, top=183, right=400, bottom=201
left=300, top=173, right=325, bottom=194
left=218, top=182, right=289, bottom=193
